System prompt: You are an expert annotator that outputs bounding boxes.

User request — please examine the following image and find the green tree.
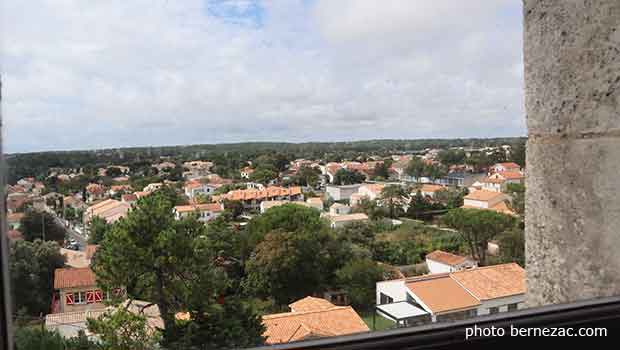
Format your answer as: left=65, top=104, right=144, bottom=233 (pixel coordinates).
left=9, top=239, right=66, bottom=316
left=222, top=199, right=244, bottom=219
left=354, top=197, right=386, bottom=221
left=91, top=192, right=235, bottom=346
left=509, top=141, right=526, bottom=167
left=249, top=168, right=278, bottom=184
left=373, top=162, right=390, bottom=179
left=504, top=183, right=525, bottom=217
left=14, top=327, right=65, bottom=350
left=335, top=258, right=385, bottom=311
left=64, top=206, right=77, bottom=221
left=405, top=158, right=426, bottom=180
left=496, top=228, right=525, bottom=267
left=437, top=149, right=466, bottom=166
left=290, top=166, right=321, bottom=187
left=244, top=204, right=329, bottom=256
left=88, top=216, right=110, bottom=244
left=441, top=208, right=515, bottom=265
left=424, top=163, right=447, bottom=182
left=87, top=306, right=161, bottom=350
left=20, top=210, right=66, bottom=243
left=406, top=191, right=434, bottom=219
left=333, top=169, right=365, bottom=185
left=380, top=185, right=406, bottom=218
left=433, top=188, right=468, bottom=209
left=171, top=297, right=265, bottom=349
left=64, top=330, right=99, bottom=350
left=243, top=229, right=330, bottom=306
left=106, top=166, right=123, bottom=178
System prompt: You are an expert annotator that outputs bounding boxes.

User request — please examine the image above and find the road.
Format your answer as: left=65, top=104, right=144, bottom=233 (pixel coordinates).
left=49, top=212, right=88, bottom=251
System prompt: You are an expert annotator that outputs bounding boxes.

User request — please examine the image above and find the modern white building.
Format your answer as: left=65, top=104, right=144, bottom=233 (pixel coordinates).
left=173, top=203, right=224, bottom=222
left=327, top=213, right=369, bottom=229
left=461, top=190, right=513, bottom=215
left=376, top=263, right=525, bottom=324
left=425, top=250, right=477, bottom=274
left=325, top=184, right=362, bottom=201
left=329, top=203, right=352, bottom=216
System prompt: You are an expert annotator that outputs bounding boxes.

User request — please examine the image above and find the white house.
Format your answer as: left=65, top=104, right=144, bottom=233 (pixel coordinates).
left=419, top=184, right=445, bottom=199
left=461, top=190, right=513, bottom=215
left=184, top=181, right=219, bottom=200
left=321, top=163, right=343, bottom=183
left=490, top=162, right=521, bottom=174
left=173, top=203, right=224, bottom=223
left=425, top=250, right=477, bottom=274
left=325, top=184, right=362, bottom=201
left=376, top=263, right=525, bottom=324
left=329, top=203, right=352, bottom=216
left=350, top=183, right=385, bottom=206
left=481, top=171, right=525, bottom=192
left=327, top=213, right=369, bottom=229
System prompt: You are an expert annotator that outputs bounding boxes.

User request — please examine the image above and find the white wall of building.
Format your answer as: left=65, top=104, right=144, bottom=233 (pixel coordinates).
left=476, top=294, right=525, bottom=316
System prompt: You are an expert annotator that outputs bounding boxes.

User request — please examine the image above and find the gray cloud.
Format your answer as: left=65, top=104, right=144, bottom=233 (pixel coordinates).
left=2, top=0, right=524, bottom=153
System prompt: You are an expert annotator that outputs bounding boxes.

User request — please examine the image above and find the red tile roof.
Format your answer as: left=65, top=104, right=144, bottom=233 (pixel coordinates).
left=289, top=296, right=335, bottom=313
left=213, top=186, right=302, bottom=202
left=174, top=203, right=223, bottom=213
left=450, top=263, right=526, bottom=300
left=54, top=267, right=97, bottom=290
left=425, top=250, right=469, bottom=266
left=263, top=306, right=369, bottom=345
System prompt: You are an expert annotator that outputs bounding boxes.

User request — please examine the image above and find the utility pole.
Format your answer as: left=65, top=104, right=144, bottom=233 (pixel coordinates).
left=41, top=212, right=45, bottom=241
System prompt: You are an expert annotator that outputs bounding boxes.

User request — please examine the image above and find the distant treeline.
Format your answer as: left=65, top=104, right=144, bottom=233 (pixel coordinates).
left=5, top=138, right=526, bottom=184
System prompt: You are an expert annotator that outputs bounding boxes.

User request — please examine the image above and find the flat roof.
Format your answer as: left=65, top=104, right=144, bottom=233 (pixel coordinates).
left=376, top=302, right=428, bottom=320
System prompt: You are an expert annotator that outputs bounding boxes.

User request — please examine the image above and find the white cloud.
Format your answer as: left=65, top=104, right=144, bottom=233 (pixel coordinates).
left=1, top=0, right=524, bottom=153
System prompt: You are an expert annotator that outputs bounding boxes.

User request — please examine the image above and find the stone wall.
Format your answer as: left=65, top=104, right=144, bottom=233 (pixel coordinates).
left=524, top=0, right=620, bottom=306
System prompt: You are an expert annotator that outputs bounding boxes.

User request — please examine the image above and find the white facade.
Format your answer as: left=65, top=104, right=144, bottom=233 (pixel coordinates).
left=425, top=258, right=477, bottom=274
left=330, top=203, right=352, bottom=216
left=325, top=184, right=362, bottom=201
left=463, top=193, right=508, bottom=209
left=185, top=183, right=217, bottom=200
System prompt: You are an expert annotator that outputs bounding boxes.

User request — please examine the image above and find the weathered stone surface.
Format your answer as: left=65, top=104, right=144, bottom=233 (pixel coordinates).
left=525, top=0, right=620, bottom=307
left=526, top=139, right=620, bottom=306
left=524, top=0, right=620, bottom=138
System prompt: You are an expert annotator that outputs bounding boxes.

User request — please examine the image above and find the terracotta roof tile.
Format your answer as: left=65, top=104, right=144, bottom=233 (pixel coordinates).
left=425, top=250, right=469, bottom=266
left=54, top=267, right=97, bottom=290
left=263, top=306, right=369, bottom=345
left=174, top=203, right=223, bottom=213
left=450, top=263, right=526, bottom=300
left=420, top=184, right=445, bottom=193
left=464, top=190, right=505, bottom=201
left=289, top=297, right=335, bottom=313
left=406, top=275, right=480, bottom=314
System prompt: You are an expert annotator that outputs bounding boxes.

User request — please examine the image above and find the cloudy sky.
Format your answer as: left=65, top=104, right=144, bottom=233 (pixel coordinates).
left=2, top=0, right=524, bottom=153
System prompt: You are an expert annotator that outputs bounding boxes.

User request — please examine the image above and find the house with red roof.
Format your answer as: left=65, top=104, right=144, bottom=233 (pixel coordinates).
left=212, top=186, right=303, bottom=210
left=262, top=296, right=369, bottom=345
left=481, top=171, right=525, bottom=192
left=173, top=203, right=224, bottom=223
left=489, top=162, right=521, bottom=174
left=376, top=263, right=525, bottom=324
left=425, top=250, right=477, bottom=274
left=53, top=267, right=121, bottom=313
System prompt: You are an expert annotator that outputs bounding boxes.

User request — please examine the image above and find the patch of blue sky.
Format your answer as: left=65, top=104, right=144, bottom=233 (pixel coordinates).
left=206, top=0, right=264, bottom=28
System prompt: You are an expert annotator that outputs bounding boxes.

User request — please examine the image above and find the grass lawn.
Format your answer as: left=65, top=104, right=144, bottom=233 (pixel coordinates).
left=361, top=312, right=396, bottom=331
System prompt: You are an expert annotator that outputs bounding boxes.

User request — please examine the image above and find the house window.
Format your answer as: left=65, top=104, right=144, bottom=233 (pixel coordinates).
left=73, top=291, right=87, bottom=305
left=508, top=303, right=519, bottom=312
left=380, top=293, right=394, bottom=305
left=489, top=307, right=499, bottom=315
